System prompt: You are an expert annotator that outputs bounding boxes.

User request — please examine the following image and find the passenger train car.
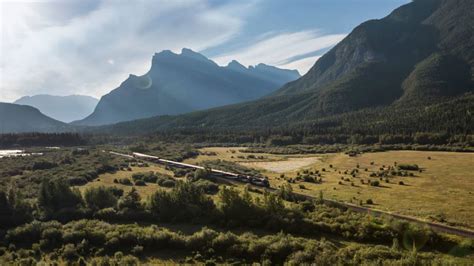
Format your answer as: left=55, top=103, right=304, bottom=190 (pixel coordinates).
left=132, top=152, right=269, bottom=187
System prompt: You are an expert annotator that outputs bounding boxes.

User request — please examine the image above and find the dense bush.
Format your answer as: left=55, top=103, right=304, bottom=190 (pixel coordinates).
left=38, top=180, right=84, bottom=220
left=148, top=181, right=215, bottom=222
left=156, top=174, right=176, bottom=187
left=84, top=186, right=118, bottom=211
left=132, top=172, right=158, bottom=183
left=2, top=219, right=470, bottom=265
left=118, top=178, right=132, bottom=186
left=134, top=180, right=146, bottom=186
left=370, top=180, right=380, bottom=187
left=67, top=176, right=88, bottom=186
left=118, top=188, right=142, bottom=211
left=398, top=164, right=420, bottom=171
left=0, top=187, right=32, bottom=229
left=32, top=161, right=58, bottom=170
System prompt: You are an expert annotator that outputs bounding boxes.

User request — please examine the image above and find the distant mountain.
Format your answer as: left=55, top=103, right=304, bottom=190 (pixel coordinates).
left=74, top=49, right=300, bottom=126
left=14, top=95, right=98, bottom=123
left=95, top=0, right=473, bottom=135
left=0, top=103, right=70, bottom=133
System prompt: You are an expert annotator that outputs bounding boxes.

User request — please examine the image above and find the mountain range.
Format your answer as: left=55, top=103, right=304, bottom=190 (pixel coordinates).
left=96, top=0, right=473, bottom=135
left=1, top=0, right=472, bottom=137
left=73, top=49, right=300, bottom=126
left=14, top=95, right=98, bottom=123
left=0, top=103, right=70, bottom=133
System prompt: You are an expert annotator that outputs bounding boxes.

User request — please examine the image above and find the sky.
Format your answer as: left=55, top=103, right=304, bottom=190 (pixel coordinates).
left=0, top=0, right=409, bottom=102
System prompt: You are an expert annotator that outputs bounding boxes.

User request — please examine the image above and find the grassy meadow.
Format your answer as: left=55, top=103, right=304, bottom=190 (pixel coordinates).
left=189, top=148, right=474, bottom=229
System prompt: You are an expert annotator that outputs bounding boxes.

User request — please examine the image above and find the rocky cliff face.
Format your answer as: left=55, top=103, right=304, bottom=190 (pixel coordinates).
left=74, top=49, right=300, bottom=126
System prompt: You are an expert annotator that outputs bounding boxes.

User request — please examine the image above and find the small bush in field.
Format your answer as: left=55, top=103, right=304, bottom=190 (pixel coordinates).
left=398, top=164, right=419, bottom=171
left=134, top=180, right=146, bottom=186
left=370, top=180, right=380, bottom=187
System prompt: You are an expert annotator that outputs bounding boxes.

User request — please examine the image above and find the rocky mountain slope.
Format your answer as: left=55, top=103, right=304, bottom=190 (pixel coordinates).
left=97, top=0, right=473, bottom=135
left=74, top=49, right=299, bottom=126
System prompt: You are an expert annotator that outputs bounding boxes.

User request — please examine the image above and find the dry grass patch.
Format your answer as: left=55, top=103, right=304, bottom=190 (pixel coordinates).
left=191, top=148, right=474, bottom=229
left=76, top=165, right=176, bottom=200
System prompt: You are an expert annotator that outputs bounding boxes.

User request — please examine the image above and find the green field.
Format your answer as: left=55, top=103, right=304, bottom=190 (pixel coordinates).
left=1, top=146, right=473, bottom=264
left=191, top=148, right=474, bottom=229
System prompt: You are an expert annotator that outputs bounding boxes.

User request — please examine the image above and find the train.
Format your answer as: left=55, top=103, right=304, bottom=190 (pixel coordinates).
left=131, top=152, right=270, bottom=188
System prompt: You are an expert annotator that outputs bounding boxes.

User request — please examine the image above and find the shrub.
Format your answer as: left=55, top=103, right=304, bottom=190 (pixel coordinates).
left=32, top=161, right=58, bottom=170
left=119, top=178, right=132, bottom=186
left=173, top=169, right=188, bottom=177
left=67, top=176, right=88, bottom=186
left=194, top=180, right=218, bottom=195
left=118, top=188, right=142, bottom=211
left=134, top=180, right=146, bottom=186
left=366, top=199, right=374, bottom=204
left=399, top=181, right=404, bottom=185
left=370, top=180, right=380, bottom=187
left=84, top=186, right=118, bottom=210
left=109, top=187, right=124, bottom=197
left=62, top=244, right=78, bottom=261
left=160, top=179, right=176, bottom=188
left=302, top=175, right=315, bottom=183
left=38, top=180, right=84, bottom=217
left=132, top=172, right=158, bottom=183
left=398, top=164, right=419, bottom=171
left=156, top=175, right=176, bottom=187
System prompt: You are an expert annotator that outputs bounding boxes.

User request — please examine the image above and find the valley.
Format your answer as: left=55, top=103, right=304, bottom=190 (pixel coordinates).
left=79, top=146, right=474, bottom=230
left=1, top=0, right=473, bottom=264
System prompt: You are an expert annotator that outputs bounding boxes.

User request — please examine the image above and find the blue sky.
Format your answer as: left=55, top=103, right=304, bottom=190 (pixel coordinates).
left=0, top=0, right=409, bottom=102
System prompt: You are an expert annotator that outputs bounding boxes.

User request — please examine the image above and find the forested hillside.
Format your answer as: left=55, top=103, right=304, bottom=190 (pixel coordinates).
left=0, top=103, right=71, bottom=133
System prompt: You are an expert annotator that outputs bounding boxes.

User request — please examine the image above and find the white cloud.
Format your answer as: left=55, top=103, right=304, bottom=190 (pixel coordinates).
left=212, top=30, right=346, bottom=74
left=0, top=0, right=251, bottom=102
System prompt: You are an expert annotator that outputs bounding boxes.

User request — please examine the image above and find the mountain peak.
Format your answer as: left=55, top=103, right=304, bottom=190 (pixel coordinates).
left=154, top=50, right=175, bottom=57
left=180, top=48, right=210, bottom=62
left=227, top=60, right=247, bottom=71
left=75, top=48, right=300, bottom=126
left=13, top=94, right=99, bottom=123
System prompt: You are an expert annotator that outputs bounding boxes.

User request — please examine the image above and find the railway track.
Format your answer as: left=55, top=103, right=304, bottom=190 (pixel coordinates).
left=110, top=150, right=474, bottom=239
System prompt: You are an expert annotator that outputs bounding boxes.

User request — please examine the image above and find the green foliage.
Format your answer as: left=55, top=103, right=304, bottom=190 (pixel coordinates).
left=0, top=185, right=32, bottom=228
left=398, top=164, right=420, bottom=171
left=370, top=180, right=380, bottom=187
left=148, top=181, right=215, bottom=222
left=38, top=180, right=84, bottom=219
left=31, top=161, right=58, bottom=170
left=0, top=148, right=126, bottom=200
left=118, top=178, right=132, bottom=186
left=132, top=172, right=157, bottom=183
left=2, top=218, right=469, bottom=265
left=84, top=186, right=118, bottom=211
left=118, top=188, right=142, bottom=211
left=0, top=133, right=86, bottom=148
left=218, top=187, right=257, bottom=225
